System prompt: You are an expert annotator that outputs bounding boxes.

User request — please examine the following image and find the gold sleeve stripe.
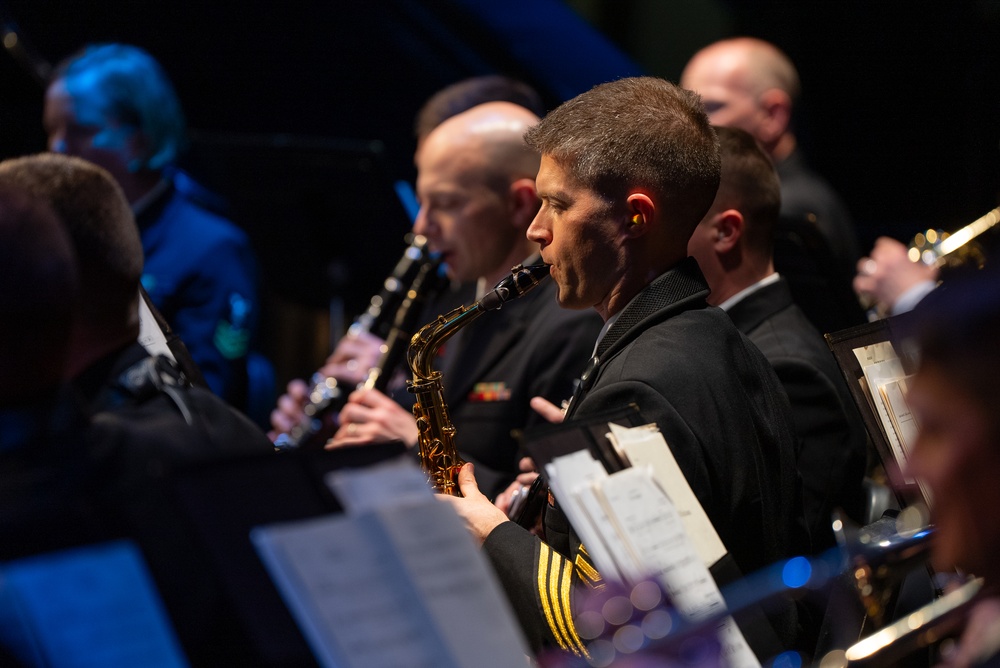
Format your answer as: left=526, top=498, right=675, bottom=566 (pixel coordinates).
left=573, top=550, right=603, bottom=588
left=536, top=543, right=587, bottom=657
left=537, top=544, right=569, bottom=652
left=558, top=559, right=588, bottom=658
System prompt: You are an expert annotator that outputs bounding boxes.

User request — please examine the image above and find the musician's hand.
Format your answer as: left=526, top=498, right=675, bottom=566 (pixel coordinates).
left=268, top=378, right=310, bottom=440
left=327, top=387, right=419, bottom=449
left=494, top=457, right=539, bottom=514
left=319, top=330, right=386, bottom=386
left=439, top=463, right=510, bottom=545
left=854, top=237, right=938, bottom=314
left=530, top=396, right=565, bottom=424
left=940, top=596, right=1000, bottom=668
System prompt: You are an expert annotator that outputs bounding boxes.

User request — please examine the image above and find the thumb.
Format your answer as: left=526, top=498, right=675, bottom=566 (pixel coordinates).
left=457, top=462, right=481, bottom=497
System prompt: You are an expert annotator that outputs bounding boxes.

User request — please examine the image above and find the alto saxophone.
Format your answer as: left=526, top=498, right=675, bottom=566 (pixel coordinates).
left=407, top=263, right=550, bottom=496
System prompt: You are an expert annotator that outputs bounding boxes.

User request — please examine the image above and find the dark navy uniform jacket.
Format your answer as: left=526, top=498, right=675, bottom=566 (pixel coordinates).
left=137, top=176, right=258, bottom=405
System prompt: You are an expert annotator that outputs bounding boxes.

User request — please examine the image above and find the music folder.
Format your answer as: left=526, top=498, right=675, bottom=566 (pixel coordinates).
left=168, top=441, right=409, bottom=667
left=520, top=406, right=765, bottom=667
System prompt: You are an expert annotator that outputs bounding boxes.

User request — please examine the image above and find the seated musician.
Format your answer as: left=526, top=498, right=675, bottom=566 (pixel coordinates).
left=441, top=76, right=807, bottom=657
left=902, top=267, right=1000, bottom=667
left=273, top=100, right=602, bottom=499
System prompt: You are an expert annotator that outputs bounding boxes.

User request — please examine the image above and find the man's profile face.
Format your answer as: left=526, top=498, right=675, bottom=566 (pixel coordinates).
left=412, top=134, right=516, bottom=284
left=43, top=79, right=140, bottom=189
left=905, top=363, right=1000, bottom=578
left=681, top=53, right=765, bottom=141
left=528, top=155, right=623, bottom=314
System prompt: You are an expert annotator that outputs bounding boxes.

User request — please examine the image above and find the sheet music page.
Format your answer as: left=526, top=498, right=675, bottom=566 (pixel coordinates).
left=880, top=378, right=917, bottom=454
left=0, top=541, right=187, bottom=668
left=252, top=498, right=529, bottom=668
left=544, top=449, right=624, bottom=583
left=879, top=378, right=933, bottom=505
left=595, top=467, right=759, bottom=668
left=376, top=502, right=531, bottom=667
left=324, top=457, right=433, bottom=514
left=854, top=342, right=915, bottom=483
left=573, top=475, right=643, bottom=582
left=608, top=423, right=727, bottom=566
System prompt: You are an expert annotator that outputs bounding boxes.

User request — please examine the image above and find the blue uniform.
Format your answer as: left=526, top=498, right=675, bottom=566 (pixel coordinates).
left=137, top=177, right=258, bottom=405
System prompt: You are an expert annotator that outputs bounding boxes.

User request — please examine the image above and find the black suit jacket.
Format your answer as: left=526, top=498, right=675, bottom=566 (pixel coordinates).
left=439, top=276, right=603, bottom=498
left=727, top=277, right=867, bottom=550
left=483, top=259, right=805, bottom=656
left=61, top=342, right=275, bottom=663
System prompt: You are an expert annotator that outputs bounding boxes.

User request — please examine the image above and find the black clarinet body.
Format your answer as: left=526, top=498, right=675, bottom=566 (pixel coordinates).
left=273, top=234, right=443, bottom=450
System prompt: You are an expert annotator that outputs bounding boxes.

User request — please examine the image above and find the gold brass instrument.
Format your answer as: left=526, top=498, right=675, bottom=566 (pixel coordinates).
left=407, top=263, right=550, bottom=496
left=834, top=509, right=935, bottom=631
left=834, top=577, right=982, bottom=668
left=907, top=206, right=1000, bottom=269
left=862, top=206, right=999, bottom=318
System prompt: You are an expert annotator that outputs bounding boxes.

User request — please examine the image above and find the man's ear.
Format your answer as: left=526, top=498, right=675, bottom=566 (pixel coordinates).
left=625, top=192, right=655, bottom=238
left=124, top=129, right=153, bottom=172
left=757, top=88, right=792, bottom=144
left=509, top=177, right=539, bottom=230
left=713, top=209, right=745, bottom=252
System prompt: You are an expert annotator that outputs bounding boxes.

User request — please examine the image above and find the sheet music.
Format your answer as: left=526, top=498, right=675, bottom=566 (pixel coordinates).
left=854, top=342, right=916, bottom=484
left=596, top=467, right=759, bottom=668
left=0, top=541, right=187, bottom=668
left=324, top=457, right=434, bottom=514
left=545, top=449, right=624, bottom=583
left=608, top=422, right=727, bottom=566
left=252, top=497, right=529, bottom=668
left=879, top=378, right=933, bottom=505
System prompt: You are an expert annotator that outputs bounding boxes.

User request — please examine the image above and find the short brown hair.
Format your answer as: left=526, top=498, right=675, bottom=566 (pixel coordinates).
left=414, top=75, right=545, bottom=142
left=0, top=154, right=142, bottom=332
left=713, top=126, right=781, bottom=259
left=0, top=184, right=78, bottom=401
left=525, top=76, right=720, bottom=237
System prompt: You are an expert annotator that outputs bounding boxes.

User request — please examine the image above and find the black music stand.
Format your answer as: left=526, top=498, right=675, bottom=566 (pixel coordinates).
left=824, top=318, right=925, bottom=511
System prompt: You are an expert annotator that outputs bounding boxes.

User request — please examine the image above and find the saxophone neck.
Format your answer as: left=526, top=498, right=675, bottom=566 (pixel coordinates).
left=479, top=263, right=550, bottom=311
left=407, top=304, right=482, bottom=381
left=405, top=263, right=550, bottom=382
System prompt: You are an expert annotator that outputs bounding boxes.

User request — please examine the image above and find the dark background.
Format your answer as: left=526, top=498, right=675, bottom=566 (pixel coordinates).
left=2, top=0, right=998, bottom=384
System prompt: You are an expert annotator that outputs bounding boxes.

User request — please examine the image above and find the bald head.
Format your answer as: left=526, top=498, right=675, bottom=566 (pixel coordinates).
left=681, top=38, right=800, bottom=159
left=413, top=102, right=542, bottom=285
left=421, top=101, right=541, bottom=184
left=684, top=38, right=799, bottom=99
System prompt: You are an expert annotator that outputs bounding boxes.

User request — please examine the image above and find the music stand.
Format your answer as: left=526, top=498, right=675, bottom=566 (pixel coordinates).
left=824, top=318, right=925, bottom=509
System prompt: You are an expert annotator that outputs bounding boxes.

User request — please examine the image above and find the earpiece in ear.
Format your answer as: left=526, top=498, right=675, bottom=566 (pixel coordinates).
left=631, top=214, right=643, bottom=226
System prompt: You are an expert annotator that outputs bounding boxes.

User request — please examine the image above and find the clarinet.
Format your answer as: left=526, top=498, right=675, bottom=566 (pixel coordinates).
left=273, top=234, right=441, bottom=450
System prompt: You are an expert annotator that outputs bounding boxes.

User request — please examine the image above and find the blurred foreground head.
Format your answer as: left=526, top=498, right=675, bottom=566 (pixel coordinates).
left=0, top=153, right=143, bottom=378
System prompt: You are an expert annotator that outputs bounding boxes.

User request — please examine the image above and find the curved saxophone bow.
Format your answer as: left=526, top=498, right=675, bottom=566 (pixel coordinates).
left=407, top=263, right=550, bottom=495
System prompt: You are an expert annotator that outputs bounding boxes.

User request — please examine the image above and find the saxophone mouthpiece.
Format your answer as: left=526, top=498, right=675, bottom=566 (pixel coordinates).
left=479, top=264, right=550, bottom=311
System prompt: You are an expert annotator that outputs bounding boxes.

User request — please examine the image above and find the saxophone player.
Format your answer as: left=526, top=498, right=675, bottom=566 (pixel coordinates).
left=440, top=77, right=807, bottom=658
left=302, top=101, right=601, bottom=499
